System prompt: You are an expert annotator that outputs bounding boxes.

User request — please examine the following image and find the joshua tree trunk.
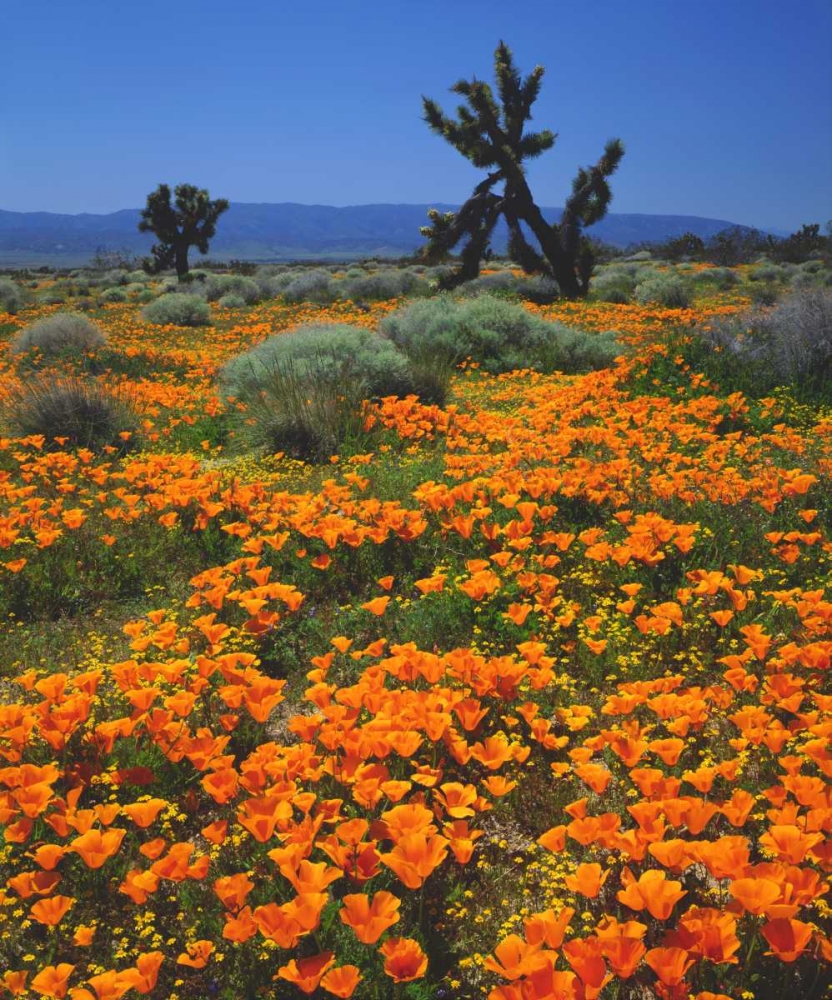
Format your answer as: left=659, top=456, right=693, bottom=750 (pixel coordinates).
left=175, top=243, right=190, bottom=281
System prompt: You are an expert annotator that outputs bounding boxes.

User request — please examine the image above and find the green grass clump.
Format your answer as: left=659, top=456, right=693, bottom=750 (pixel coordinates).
left=1, top=375, right=140, bottom=451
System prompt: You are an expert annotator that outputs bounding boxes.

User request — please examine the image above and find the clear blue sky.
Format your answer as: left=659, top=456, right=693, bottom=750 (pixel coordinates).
left=2, top=0, right=830, bottom=231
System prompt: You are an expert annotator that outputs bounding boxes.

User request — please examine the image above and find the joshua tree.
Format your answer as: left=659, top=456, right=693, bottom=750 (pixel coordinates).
left=138, top=183, right=229, bottom=280
left=421, top=42, right=624, bottom=298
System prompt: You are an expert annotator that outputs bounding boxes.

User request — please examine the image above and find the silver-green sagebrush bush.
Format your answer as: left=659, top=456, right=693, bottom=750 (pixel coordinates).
left=0, top=278, right=27, bottom=314
left=11, top=312, right=107, bottom=357
left=699, top=288, right=832, bottom=397
left=634, top=271, right=693, bottom=308
left=142, top=293, right=211, bottom=326
left=221, top=323, right=418, bottom=459
left=381, top=293, right=620, bottom=377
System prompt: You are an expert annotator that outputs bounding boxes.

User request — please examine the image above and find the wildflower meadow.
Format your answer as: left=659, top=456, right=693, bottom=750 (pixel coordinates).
left=0, top=262, right=829, bottom=1000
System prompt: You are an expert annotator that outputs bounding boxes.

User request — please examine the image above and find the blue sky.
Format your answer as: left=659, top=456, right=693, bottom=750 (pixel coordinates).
left=2, top=0, right=830, bottom=231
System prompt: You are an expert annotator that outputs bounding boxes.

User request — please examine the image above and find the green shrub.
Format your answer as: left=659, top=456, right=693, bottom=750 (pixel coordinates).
left=381, top=294, right=620, bottom=378
left=634, top=272, right=693, bottom=308
left=100, top=287, right=128, bottom=303
left=142, top=294, right=211, bottom=327
left=219, top=293, right=247, bottom=309
left=11, top=313, right=106, bottom=357
left=36, top=290, right=67, bottom=306
left=591, top=268, right=637, bottom=303
left=750, top=283, right=779, bottom=306
left=1, top=375, right=139, bottom=451
left=222, top=323, right=415, bottom=400
left=698, top=289, right=832, bottom=398
left=221, top=324, right=417, bottom=459
left=281, top=270, right=337, bottom=304
left=0, top=278, right=26, bottom=314
left=692, top=266, right=741, bottom=289
left=340, top=269, right=428, bottom=302
left=205, top=274, right=261, bottom=304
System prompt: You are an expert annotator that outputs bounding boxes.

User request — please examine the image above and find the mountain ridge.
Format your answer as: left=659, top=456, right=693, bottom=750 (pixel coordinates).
left=0, top=202, right=765, bottom=266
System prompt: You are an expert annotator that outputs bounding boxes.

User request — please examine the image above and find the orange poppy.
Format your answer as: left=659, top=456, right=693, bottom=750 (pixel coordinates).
left=380, top=938, right=428, bottom=982
left=339, top=890, right=401, bottom=943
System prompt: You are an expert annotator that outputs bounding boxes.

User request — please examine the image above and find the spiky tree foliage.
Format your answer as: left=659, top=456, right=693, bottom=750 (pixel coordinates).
left=421, top=42, right=624, bottom=298
left=138, top=184, right=229, bottom=280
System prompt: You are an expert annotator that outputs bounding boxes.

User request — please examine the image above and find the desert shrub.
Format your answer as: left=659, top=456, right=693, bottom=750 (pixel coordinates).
left=340, top=268, right=429, bottom=302
left=516, top=275, right=560, bottom=303
left=11, top=312, right=106, bottom=357
left=36, top=289, right=67, bottom=305
left=382, top=294, right=619, bottom=379
left=142, top=293, right=211, bottom=327
left=692, top=266, right=740, bottom=288
left=750, top=263, right=785, bottom=283
left=205, top=274, right=261, bottom=305
left=219, top=293, right=247, bottom=309
left=591, top=268, right=637, bottom=303
left=222, top=323, right=415, bottom=400
left=0, top=278, right=26, bottom=314
left=458, top=271, right=520, bottom=296
left=625, top=250, right=652, bottom=262
left=750, top=283, right=779, bottom=306
left=100, top=287, right=128, bottom=303
left=221, top=324, right=417, bottom=458
left=698, top=288, right=832, bottom=397
left=281, top=270, right=337, bottom=304
left=634, top=272, right=693, bottom=308
left=1, top=375, right=139, bottom=451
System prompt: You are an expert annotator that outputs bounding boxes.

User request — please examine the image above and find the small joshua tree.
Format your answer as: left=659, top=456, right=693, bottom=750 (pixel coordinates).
left=421, top=42, right=624, bottom=298
left=138, top=183, right=229, bottom=280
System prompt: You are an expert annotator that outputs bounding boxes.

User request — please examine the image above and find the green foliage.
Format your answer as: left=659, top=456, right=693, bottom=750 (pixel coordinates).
left=142, top=293, right=212, bottom=327
left=382, top=294, right=620, bottom=380
left=281, top=270, right=338, bottom=304
left=634, top=271, right=693, bottom=308
left=11, top=312, right=107, bottom=357
left=204, top=274, right=262, bottom=304
left=0, top=278, right=26, bottom=314
left=697, top=288, right=832, bottom=399
left=222, top=324, right=418, bottom=459
left=138, top=183, right=229, bottom=279
left=100, top=286, right=129, bottom=303
left=1, top=375, right=139, bottom=451
left=340, top=268, right=429, bottom=302
left=219, top=293, right=247, bottom=309
left=590, top=267, right=637, bottom=303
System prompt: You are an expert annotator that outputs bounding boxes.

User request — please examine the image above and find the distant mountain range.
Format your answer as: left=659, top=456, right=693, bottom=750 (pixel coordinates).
left=0, top=202, right=764, bottom=267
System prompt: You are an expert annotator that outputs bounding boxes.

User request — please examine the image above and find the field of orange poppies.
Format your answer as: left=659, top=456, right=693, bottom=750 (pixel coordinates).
left=0, top=276, right=829, bottom=999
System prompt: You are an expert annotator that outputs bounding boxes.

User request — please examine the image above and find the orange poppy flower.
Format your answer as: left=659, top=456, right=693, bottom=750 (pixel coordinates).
left=176, top=940, right=214, bottom=969
left=564, top=862, right=609, bottom=898
left=30, top=894, right=74, bottom=927
left=69, top=828, right=126, bottom=869
left=276, top=953, right=335, bottom=995
left=320, top=965, right=361, bottom=998
left=380, top=938, right=428, bottom=982
left=339, top=890, right=401, bottom=943
left=617, top=868, right=686, bottom=920
left=761, top=918, right=814, bottom=962
left=644, top=947, right=694, bottom=986
left=30, top=964, right=75, bottom=999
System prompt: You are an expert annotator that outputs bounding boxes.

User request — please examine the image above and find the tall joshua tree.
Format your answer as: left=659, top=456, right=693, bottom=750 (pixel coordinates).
left=138, top=183, right=229, bottom=280
left=421, top=42, right=624, bottom=298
